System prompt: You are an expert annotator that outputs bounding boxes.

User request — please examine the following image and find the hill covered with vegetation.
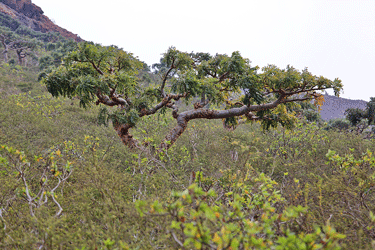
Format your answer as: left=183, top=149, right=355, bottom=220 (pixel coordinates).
left=320, top=93, right=368, bottom=121
left=1, top=4, right=375, bottom=250
left=0, top=0, right=82, bottom=42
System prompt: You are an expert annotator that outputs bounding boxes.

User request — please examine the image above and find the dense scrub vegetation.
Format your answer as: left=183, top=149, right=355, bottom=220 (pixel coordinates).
left=1, top=26, right=375, bottom=249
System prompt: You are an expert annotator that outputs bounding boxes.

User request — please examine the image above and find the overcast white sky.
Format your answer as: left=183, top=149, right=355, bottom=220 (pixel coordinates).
left=32, top=0, right=375, bottom=101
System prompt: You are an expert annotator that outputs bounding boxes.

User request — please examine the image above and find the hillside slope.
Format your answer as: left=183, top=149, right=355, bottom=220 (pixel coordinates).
left=320, top=93, right=367, bottom=121
left=1, top=65, right=375, bottom=249
left=0, top=0, right=82, bottom=41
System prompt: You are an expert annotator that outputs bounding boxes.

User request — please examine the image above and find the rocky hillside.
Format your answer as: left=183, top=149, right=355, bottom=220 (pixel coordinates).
left=320, top=93, right=367, bottom=121
left=0, top=0, right=82, bottom=41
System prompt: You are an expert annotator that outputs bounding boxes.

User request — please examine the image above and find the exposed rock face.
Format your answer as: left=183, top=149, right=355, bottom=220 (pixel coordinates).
left=2, top=0, right=43, bottom=19
left=0, top=0, right=83, bottom=42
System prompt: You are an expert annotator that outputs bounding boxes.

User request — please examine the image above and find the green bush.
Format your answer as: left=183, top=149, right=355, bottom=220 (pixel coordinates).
left=136, top=170, right=345, bottom=249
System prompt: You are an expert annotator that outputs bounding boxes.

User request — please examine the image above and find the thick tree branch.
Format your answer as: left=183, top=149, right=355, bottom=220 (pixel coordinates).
left=158, top=91, right=324, bottom=150
left=159, top=94, right=286, bottom=150
left=96, top=92, right=127, bottom=106
left=113, top=122, right=146, bottom=151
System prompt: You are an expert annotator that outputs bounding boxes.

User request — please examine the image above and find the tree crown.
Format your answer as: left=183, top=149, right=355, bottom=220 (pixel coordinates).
left=42, top=42, right=343, bottom=150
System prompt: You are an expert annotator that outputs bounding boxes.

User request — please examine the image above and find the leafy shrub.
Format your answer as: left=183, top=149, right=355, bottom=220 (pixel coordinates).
left=136, top=169, right=345, bottom=249
left=324, top=119, right=351, bottom=132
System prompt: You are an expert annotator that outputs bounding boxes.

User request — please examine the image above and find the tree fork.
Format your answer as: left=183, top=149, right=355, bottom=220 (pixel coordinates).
left=159, top=95, right=287, bottom=150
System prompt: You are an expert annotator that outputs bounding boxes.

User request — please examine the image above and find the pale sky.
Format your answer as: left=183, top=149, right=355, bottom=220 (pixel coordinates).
left=32, top=0, right=375, bottom=101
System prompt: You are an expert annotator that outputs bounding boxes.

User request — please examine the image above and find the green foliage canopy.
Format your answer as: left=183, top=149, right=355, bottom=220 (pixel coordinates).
left=42, top=42, right=343, bottom=150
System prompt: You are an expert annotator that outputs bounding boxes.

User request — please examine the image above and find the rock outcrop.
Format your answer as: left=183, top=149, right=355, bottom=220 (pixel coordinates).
left=0, top=0, right=83, bottom=42
left=320, top=93, right=367, bottom=121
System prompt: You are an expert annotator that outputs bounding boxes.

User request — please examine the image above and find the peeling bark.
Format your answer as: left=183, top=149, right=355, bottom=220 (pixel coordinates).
left=113, top=122, right=144, bottom=150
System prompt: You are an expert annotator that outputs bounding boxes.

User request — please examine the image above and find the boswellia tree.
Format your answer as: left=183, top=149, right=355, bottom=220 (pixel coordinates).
left=42, top=42, right=343, bottom=151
